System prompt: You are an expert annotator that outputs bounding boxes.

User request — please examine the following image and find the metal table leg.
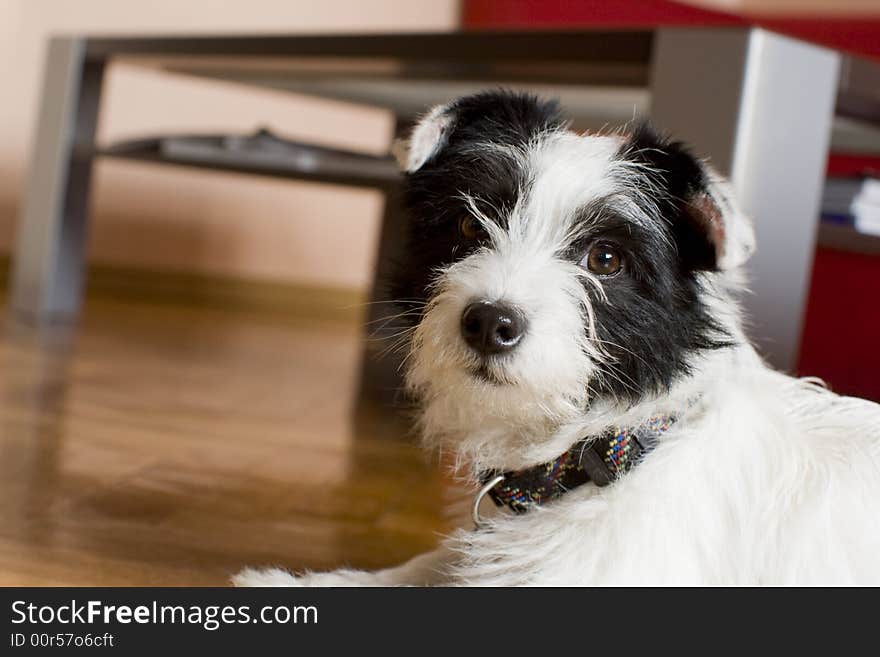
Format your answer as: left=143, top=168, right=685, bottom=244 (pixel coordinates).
left=10, top=37, right=104, bottom=323
left=650, top=27, right=840, bottom=372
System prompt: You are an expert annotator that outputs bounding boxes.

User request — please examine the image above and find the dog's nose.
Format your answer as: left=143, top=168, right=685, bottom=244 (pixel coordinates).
left=460, top=302, right=526, bottom=356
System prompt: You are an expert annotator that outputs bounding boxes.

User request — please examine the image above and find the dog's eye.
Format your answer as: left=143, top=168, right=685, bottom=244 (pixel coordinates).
left=581, top=242, right=623, bottom=276
left=458, top=215, right=483, bottom=240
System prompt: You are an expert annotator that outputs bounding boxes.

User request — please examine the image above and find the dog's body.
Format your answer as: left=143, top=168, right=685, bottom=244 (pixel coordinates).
left=236, top=92, right=880, bottom=586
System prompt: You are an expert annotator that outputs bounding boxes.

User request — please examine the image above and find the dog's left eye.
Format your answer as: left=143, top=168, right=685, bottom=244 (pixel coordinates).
left=581, top=242, right=623, bottom=276
left=458, top=215, right=483, bottom=241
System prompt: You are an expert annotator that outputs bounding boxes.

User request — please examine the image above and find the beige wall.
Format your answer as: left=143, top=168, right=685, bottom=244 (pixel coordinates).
left=0, top=0, right=459, bottom=290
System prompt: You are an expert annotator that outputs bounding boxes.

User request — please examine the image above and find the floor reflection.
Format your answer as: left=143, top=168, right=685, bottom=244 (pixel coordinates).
left=0, top=297, right=465, bottom=585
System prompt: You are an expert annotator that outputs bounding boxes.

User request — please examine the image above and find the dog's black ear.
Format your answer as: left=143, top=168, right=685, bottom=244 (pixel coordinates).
left=396, top=91, right=566, bottom=174
left=621, top=123, right=754, bottom=271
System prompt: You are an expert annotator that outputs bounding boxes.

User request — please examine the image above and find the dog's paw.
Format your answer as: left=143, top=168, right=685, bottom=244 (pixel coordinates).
left=232, top=567, right=302, bottom=587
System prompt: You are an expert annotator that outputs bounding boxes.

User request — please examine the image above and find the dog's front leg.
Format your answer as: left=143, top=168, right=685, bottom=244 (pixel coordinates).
left=232, top=546, right=452, bottom=587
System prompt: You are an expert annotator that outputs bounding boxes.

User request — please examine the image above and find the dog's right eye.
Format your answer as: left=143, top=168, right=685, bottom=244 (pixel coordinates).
left=581, top=242, right=624, bottom=277
left=458, top=215, right=483, bottom=240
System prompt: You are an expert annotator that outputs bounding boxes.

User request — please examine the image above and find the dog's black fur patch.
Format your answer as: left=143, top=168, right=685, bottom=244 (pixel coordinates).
left=584, top=124, right=733, bottom=401
left=394, top=91, right=733, bottom=406
left=394, top=91, right=565, bottom=305
left=619, top=123, right=721, bottom=271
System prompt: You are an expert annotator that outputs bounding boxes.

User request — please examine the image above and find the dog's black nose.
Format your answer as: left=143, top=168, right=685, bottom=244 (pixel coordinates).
left=460, top=302, right=526, bottom=356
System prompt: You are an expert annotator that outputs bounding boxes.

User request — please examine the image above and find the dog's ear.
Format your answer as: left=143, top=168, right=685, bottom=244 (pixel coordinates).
left=623, top=124, right=755, bottom=272
left=394, top=103, right=454, bottom=173
left=396, top=92, right=566, bottom=175
left=688, top=167, right=756, bottom=271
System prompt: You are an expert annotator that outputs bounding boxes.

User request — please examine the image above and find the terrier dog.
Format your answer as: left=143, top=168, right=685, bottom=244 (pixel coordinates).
left=236, top=91, right=880, bottom=586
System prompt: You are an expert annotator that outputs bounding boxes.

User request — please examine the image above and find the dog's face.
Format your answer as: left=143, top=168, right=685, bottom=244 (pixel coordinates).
left=393, top=92, right=754, bottom=466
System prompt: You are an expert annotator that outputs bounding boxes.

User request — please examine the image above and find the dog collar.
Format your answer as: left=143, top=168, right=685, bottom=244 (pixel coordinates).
left=473, top=413, right=679, bottom=525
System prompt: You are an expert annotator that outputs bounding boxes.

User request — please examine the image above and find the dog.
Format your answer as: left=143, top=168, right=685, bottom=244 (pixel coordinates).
left=235, top=91, right=880, bottom=586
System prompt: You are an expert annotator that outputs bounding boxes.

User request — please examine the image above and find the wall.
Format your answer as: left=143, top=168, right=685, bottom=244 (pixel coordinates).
left=0, top=0, right=459, bottom=290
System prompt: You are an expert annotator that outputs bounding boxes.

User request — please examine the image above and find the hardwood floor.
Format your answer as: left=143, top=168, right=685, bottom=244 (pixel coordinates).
left=0, top=294, right=466, bottom=585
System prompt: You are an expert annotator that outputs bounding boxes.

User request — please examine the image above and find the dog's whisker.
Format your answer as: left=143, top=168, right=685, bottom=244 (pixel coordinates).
left=347, top=298, right=428, bottom=309
left=363, top=309, right=423, bottom=328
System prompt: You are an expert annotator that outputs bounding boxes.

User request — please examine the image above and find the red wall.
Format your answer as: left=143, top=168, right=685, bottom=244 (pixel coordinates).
left=798, top=156, right=880, bottom=402
left=798, top=247, right=880, bottom=402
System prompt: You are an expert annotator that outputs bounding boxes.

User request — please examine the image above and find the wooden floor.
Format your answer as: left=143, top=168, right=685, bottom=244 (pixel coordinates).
left=0, top=294, right=465, bottom=585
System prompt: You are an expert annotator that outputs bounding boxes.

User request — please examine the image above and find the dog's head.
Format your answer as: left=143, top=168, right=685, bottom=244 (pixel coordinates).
left=393, top=91, right=754, bottom=469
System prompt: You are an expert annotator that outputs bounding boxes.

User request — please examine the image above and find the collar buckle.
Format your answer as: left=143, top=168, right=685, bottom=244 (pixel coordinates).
left=472, top=474, right=505, bottom=528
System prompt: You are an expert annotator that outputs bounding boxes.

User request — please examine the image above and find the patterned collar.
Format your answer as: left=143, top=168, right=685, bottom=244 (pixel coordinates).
left=474, top=412, right=680, bottom=525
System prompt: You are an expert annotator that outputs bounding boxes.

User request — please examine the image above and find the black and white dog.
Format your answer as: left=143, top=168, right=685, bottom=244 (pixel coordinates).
left=237, top=91, right=880, bottom=585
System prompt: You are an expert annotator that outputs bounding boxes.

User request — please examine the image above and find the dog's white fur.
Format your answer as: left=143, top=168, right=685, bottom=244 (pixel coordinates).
left=235, top=107, right=880, bottom=586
